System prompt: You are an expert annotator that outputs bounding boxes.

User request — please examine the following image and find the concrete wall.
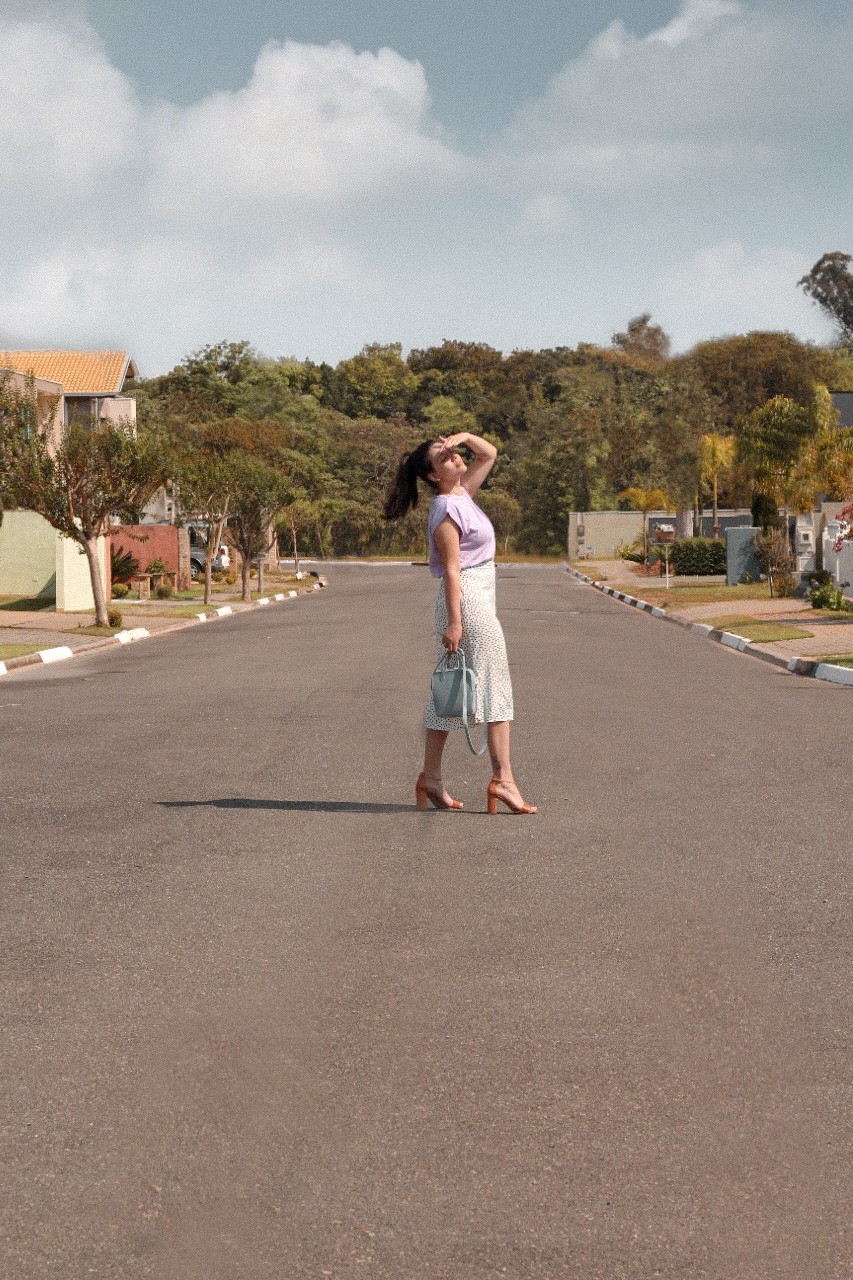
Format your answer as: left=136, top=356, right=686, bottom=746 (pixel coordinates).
left=568, top=508, right=753, bottom=559
left=55, top=532, right=109, bottom=611
left=112, top=524, right=190, bottom=590
left=568, top=511, right=643, bottom=559
left=726, top=526, right=761, bottom=585
left=0, top=510, right=57, bottom=597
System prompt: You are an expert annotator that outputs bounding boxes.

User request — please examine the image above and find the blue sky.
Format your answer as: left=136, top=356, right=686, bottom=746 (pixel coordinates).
left=1, top=0, right=850, bottom=374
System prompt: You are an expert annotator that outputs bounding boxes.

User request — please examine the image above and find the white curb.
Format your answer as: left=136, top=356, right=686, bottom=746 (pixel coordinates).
left=258, top=597, right=270, bottom=605
left=0, top=661, right=6, bottom=676
left=215, top=606, right=233, bottom=616
left=39, top=646, right=73, bottom=664
left=274, top=593, right=285, bottom=601
left=814, top=662, right=853, bottom=686
left=115, top=627, right=150, bottom=645
left=288, top=590, right=297, bottom=598
left=196, top=613, right=208, bottom=621
left=720, top=632, right=751, bottom=651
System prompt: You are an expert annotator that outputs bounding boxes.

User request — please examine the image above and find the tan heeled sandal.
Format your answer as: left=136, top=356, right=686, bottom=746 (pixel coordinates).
left=416, top=772, right=463, bottom=811
left=487, top=776, right=537, bottom=815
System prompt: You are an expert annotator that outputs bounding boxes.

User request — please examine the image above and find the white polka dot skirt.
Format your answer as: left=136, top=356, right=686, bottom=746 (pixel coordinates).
left=425, top=559, right=514, bottom=729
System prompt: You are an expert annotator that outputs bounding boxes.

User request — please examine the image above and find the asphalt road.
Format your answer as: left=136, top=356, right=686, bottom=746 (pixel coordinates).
left=2, top=564, right=849, bottom=1279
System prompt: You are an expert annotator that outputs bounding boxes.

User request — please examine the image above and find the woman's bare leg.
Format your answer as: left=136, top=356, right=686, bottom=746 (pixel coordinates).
left=487, top=721, right=537, bottom=810
left=424, top=727, right=449, bottom=778
left=422, top=728, right=460, bottom=805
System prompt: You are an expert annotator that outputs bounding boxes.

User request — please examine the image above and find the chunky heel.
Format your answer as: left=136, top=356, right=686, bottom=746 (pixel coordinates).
left=416, top=773, right=463, bottom=811
left=487, top=777, right=537, bottom=815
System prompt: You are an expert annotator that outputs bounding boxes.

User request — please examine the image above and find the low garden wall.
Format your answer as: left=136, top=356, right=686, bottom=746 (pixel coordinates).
left=112, top=525, right=191, bottom=590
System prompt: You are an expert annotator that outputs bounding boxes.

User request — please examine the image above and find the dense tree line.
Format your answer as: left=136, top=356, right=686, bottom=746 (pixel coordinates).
left=128, top=312, right=853, bottom=556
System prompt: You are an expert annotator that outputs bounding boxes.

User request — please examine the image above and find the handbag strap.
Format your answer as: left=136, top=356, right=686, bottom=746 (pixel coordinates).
left=460, top=650, right=489, bottom=757
left=434, top=648, right=489, bottom=756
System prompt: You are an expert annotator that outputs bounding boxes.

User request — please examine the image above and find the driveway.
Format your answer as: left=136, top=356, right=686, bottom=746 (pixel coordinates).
left=1, top=564, right=849, bottom=1278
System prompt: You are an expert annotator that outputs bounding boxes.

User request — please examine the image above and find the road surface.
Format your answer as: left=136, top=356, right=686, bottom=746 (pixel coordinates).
left=2, top=564, right=849, bottom=1278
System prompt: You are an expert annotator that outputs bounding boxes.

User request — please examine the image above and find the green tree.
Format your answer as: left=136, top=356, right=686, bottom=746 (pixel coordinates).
left=4, top=400, right=166, bottom=626
left=175, top=453, right=239, bottom=606
left=736, top=395, right=817, bottom=515
left=226, top=453, right=293, bottom=601
left=421, top=395, right=479, bottom=437
left=611, top=313, right=671, bottom=369
left=798, top=252, right=853, bottom=347
left=477, top=488, right=521, bottom=554
left=618, top=486, right=672, bottom=560
left=700, top=433, right=737, bottom=536
left=333, top=343, right=419, bottom=419
left=683, top=332, right=845, bottom=431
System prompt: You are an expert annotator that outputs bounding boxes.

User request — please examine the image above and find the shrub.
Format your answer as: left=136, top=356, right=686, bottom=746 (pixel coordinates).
left=809, top=580, right=850, bottom=611
left=155, top=580, right=174, bottom=599
left=146, top=557, right=168, bottom=574
left=111, top=544, right=139, bottom=584
left=112, top=582, right=129, bottom=599
left=755, top=527, right=795, bottom=598
left=808, top=569, right=833, bottom=588
left=773, top=574, right=797, bottom=598
left=670, top=537, right=726, bottom=576
left=107, top=608, right=122, bottom=629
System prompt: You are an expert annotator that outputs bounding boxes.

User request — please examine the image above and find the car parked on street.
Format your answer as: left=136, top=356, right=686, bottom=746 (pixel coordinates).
left=187, top=522, right=231, bottom=580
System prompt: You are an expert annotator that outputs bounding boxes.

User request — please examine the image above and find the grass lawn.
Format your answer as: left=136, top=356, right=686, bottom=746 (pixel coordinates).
left=0, top=643, right=45, bottom=660
left=626, top=583, right=774, bottom=609
left=0, top=596, right=54, bottom=611
left=704, top=615, right=814, bottom=643
left=67, top=623, right=121, bottom=637
left=812, top=655, right=853, bottom=668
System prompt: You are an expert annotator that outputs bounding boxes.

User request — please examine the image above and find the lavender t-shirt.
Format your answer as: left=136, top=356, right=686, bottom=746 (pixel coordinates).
left=428, top=490, right=496, bottom=577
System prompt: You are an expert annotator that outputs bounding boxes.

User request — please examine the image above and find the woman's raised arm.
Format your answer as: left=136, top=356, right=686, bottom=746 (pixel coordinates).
left=439, top=432, right=497, bottom=497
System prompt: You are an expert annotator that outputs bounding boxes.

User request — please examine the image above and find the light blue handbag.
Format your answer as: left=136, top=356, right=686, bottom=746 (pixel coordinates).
left=430, top=649, right=489, bottom=756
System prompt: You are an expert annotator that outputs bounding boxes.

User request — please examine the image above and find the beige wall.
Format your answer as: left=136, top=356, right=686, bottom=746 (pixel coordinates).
left=56, top=532, right=109, bottom=611
left=99, top=395, right=137, bottom=428
left=0, top=510, right=108, bottom=609
left=0, top=368, right=64, bottom=454
left=568, top=511, right=644, bottom=559
left=0, top=510, right=57, bottom=597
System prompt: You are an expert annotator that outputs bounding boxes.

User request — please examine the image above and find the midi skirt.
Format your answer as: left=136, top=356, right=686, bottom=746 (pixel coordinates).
left=425, top=559, right=514, bottom=729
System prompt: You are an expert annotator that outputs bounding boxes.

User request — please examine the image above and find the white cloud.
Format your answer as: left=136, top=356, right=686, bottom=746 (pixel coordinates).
left=653, top=241, right=836, bottom=346
left=496, top=0, right=853, bottom=194
left=1, top=5, right=851, bottom=369
left=151, top=40, right=463, bottom=220
left=0, top=15, right=137, bottom=193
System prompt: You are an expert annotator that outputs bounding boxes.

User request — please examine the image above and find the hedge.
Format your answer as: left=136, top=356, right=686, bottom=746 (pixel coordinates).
left=670, top=537, right=726, bottom=575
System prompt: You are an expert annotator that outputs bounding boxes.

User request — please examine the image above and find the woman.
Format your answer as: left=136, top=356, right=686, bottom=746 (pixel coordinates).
left=383, top=432, right=536, bottom=815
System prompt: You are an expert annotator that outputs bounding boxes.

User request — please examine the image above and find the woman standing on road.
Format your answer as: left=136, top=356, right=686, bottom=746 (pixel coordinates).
left=383, top=432, right=536, bottom=815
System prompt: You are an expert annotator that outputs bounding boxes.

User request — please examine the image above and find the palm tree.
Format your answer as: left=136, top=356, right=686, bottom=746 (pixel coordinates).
left=700, top=433, right=736, bottom=536
left=618, top=486, right=671, bottom=560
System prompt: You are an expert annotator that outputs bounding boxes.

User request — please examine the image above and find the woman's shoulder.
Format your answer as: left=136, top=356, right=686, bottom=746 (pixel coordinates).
left=429, top=491, right=468, bottom=531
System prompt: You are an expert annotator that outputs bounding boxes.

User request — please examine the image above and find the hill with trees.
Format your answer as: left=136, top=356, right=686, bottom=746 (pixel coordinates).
left=127, top=312, right=853, bottom=558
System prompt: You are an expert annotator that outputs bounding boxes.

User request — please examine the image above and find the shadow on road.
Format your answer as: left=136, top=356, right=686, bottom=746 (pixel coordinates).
left=158, top=797, right=420, bottom=814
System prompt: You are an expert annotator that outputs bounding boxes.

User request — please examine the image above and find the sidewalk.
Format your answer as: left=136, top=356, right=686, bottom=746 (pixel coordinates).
left=0, top=576, right=324, bottom=671
left=572, top=558, right=853, bottom=661
left=0, top=607, right=195, bottom=656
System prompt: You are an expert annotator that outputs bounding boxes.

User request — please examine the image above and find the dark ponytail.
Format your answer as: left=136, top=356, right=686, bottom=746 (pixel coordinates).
left=383, top=439, right=438, bottom=520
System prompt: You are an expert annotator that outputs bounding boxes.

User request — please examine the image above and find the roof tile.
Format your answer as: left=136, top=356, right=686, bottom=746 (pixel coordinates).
left=0, top=351, right=137, bottom=395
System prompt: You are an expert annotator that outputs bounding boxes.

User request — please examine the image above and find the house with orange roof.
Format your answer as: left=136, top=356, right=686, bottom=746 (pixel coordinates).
left=0, top=350, right=138, bottom=436
left=0, top=350, right=139, bottom=609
